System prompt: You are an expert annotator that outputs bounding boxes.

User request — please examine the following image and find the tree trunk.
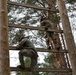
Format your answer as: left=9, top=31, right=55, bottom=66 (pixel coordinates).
left=0, top=0, right=10, bottom=75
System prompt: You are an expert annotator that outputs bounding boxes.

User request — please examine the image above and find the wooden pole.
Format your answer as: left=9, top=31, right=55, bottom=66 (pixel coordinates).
left=57, top=0, right=76, bottom=75
left=58, top=25, right=70, bottom=68
left=0, top=0, right=10, bottom=75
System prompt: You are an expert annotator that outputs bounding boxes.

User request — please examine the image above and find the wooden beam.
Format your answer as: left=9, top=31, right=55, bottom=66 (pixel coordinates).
left=8, top=24, right=63, bottom=33
left=10, top=67, right=72, bottom=72
left=7, top=1, right=58, bottom=12
left=9, top=46, right=68, bottom=53
left=0, top=0, right=10, bottom=75
left=57, top=0, right=76, bottom=75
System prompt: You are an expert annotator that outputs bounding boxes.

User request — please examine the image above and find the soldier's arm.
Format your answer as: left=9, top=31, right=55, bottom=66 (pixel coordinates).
left=16, top=39, right=26, bottom=50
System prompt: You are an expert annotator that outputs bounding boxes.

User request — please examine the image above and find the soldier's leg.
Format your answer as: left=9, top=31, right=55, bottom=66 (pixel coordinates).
left=18, top=51, right=25, bottom=68
left=19, top=52, right=25, bottom=66
left=30, top=58, right=37, bottom=75
left=44, top=34, right=52, bottom=49
left=22, top=50, right=38, bottom=74
left=46, top=38, right=51, bottom=49
left=19, top=49, right=33, bottom=67
left=22, top=49, right=35, bottom=58
left=51, top=33, right=60, bottom=50
left=30, top=58, right=37, bottom=68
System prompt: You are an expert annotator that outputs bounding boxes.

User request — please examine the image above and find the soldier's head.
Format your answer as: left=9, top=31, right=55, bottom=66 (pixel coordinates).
left=19, top=36, right=29, bottom=42
left=19, top=36, right=25, bottom=42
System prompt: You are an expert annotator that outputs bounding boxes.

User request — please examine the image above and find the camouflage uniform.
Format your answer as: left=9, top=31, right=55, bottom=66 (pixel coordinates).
left=41, top=19, right=60, bottom=50
left=16, top=37, right=38, bottom=75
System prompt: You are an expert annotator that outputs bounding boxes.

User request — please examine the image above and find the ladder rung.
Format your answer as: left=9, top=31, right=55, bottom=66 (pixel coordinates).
left=10, top=67, right=72, bottom=72
left=8, top=1, right=59, bottom=12
left=9, top=24, right=63, bottom=33
left=9, top=46, right=68, bottom=53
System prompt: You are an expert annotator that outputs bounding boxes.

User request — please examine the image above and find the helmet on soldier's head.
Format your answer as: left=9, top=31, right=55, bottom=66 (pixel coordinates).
left=19, top=36, right=25, bottom=42
left=19, top=36, right=29, bottom=42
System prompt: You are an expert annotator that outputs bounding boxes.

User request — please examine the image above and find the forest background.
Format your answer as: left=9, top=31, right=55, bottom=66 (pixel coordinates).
left=8, top=0, right=76, bottom=75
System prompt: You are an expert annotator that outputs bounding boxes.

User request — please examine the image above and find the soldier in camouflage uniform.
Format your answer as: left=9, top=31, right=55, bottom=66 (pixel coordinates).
left=41, top=16, right=60, bottom=50
left=16, top=36, right=38, bottom=75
